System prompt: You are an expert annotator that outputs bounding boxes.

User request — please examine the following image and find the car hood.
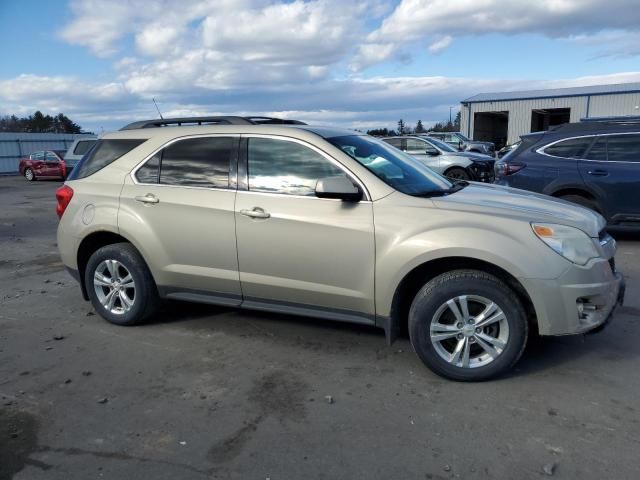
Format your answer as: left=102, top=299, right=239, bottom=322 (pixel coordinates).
left=446, top=151, right=494, bottom=162
left=432, top=182, right=605, bottom=237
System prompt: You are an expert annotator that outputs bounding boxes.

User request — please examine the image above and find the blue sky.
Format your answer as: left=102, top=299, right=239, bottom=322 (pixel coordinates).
left=1, top=0, right=640, bottom=133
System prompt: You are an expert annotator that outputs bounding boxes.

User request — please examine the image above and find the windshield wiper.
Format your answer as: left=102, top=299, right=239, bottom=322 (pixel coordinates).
left=414, top=180, right=469, bottom=198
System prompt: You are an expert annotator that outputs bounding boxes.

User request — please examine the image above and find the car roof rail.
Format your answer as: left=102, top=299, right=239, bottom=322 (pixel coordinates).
left=547, top=117, right=640, bottom=134
left=580, top=115, right=640, bottom=124
left=120, top=116, right=307, bottom=130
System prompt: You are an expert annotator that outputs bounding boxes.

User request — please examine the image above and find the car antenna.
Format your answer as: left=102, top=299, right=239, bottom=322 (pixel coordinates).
left=152, top=98, right=164, bottom=119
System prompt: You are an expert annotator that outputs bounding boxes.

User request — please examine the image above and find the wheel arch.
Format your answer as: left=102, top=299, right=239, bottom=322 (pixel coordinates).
left=386, top=256, right=537, bottom=344
left=76, top=230, right=144, bottom=300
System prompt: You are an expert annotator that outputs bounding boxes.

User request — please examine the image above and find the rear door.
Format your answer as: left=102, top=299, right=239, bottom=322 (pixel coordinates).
left=31, top=152, right=46, bottom=175
left=44, top=151, right=61, bottom=176
left=580, top=134, right=640, bottom=222
left=119, top=135, right=242, bottom=302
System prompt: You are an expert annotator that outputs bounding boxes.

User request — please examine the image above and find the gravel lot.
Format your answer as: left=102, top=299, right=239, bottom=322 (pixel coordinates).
left=1, top=175, right=639, bottom=480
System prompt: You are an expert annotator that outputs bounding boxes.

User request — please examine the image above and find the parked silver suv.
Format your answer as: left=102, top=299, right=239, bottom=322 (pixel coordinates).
left=56, top=116, right=625, bottom=381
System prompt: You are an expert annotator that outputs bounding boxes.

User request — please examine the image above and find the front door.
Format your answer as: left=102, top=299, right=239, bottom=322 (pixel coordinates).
left=405, top=138, right=441, bottom=172
left=235, top=135, right=375, bottom=318
left=119, top=135, right=242, bottom=303
left=579, top=134, right=640, bottom=222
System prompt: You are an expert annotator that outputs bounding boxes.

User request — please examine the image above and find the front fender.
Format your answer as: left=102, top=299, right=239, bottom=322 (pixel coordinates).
left=372, top=203, right=569, bottom=318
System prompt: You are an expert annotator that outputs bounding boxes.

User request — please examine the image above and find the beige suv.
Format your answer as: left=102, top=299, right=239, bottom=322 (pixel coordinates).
left=56, top=116, right=625, bottom=381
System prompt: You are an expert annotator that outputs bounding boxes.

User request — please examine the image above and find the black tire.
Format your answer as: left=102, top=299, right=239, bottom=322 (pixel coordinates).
left=24, top=168, right=35, bottom=181
left=559, top=194, right=602, bottom=215
left=409, top=269, right=528, bottom=381
left=445, top=167, right=471, bottom=181
left=84, top=242, right=159, bottom=326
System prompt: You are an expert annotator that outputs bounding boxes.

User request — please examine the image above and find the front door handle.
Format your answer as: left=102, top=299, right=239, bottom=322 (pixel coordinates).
left=135, top=194, right=159, bottom=204
left=587, top=169, right=609, bottom=177
left=240, top=207, right=270, bottom=219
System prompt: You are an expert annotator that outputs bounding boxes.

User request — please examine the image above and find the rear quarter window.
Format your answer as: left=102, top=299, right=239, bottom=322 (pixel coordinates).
left=69, top=139, right=146, bottom=180
left=73, top=140, right=97, bottom=155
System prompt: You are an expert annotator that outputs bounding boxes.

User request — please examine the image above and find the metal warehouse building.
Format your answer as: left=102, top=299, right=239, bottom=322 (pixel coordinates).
left=0, top=132, right=95, bottom=174
left=460, top=82, right=640, bottom=148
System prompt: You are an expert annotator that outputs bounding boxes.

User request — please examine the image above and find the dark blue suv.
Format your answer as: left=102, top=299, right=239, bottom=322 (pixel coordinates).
left=494, top=120, right=640, bottom=226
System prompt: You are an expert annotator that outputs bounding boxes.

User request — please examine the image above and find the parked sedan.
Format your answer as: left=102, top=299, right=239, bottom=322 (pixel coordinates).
left=382, top=135, right=495, bottom=181
left=19, top=150, right=68, bottom=181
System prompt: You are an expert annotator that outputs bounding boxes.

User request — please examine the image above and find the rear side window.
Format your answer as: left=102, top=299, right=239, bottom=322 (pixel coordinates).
left=247, top=137, right=343, bottom=196
left=543, top=137, right=593, bottom=159
left=585, top=137, right=607, bottom=161
left=73, top=140, right=96, bottom=155
left=607, top=135, right=640, bottom=162
left=135, top=137, right=233, bottom=188
left=71, top=139, right=146, bottom=179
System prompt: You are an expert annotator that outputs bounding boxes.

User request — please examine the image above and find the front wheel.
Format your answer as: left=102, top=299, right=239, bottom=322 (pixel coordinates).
left=445, top=167, right=471, bottom=181
left=85, top=242, right=159, bottom=326
left=409, top=270, right=528, bottom=381
left=24, top=168, right=35, bottom=181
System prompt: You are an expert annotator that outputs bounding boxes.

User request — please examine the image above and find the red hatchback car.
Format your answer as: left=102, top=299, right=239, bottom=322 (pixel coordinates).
left=19, top=150, right=68, bottom=181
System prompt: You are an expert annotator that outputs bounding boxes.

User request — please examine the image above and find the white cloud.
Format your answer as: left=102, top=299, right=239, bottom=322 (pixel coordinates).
left=428, top=35, right=453, bottom=54
left=357, top=0, right=640, bottom=68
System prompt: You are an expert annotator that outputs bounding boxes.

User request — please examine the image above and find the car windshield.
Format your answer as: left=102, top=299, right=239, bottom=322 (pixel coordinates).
left=456, top=133, right=470, bottom=142
left=423, top=137, right=457, bottom=153
left=328, top=135, right=454, bottom=196
left=54, top=150, right=66, bottom=158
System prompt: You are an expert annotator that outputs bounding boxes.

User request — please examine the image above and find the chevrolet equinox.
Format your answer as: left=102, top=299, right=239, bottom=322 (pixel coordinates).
left=56, top=116, right=625, bottom=381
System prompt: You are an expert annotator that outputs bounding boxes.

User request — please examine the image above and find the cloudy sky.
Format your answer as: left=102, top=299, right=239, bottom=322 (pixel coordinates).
left=1, top=0, right=640, bottom=133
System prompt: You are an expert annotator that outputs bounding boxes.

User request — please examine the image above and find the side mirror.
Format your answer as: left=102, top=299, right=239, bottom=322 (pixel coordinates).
left=458, top=140, right=464, bottom=150
left=426, top=149, right=440, bottom=156
left=315, top=176, right=363, bottom=202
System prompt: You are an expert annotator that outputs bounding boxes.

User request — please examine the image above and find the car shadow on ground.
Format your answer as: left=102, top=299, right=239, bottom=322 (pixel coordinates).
left=139, top=300, right=637, bottom=381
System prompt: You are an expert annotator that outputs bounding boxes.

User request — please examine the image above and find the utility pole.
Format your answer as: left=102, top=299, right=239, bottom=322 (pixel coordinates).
left=449, top=106, right=453, bottom=124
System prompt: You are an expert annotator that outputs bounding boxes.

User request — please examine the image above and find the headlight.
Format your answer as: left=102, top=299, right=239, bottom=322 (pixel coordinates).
left=531, top=223, right=600, bottom=265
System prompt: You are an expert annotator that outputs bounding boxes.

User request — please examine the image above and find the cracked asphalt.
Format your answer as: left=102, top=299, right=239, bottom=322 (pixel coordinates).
left=1, top=175, right=639, bottom=479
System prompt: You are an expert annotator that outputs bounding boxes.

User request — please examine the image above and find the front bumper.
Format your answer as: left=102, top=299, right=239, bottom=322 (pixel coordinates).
left=520, top=258, right=625, bottom=336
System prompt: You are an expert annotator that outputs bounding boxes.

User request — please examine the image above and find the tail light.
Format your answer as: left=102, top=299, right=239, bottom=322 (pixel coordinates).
left=55, top=185, right=74, bottom=219
left=495, top=161, right=526, bottom=177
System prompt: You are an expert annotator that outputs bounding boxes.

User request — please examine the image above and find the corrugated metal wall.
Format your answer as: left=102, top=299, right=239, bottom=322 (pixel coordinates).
left=460, top=92, right=640, bottom=145
left=0, top=133, right=96, bottom=174
left=589, top=93, right=640, bottom=117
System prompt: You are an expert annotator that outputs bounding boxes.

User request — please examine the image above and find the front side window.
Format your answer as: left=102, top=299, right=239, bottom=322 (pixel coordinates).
left=247, top=137, right=343, bottom=196
left=328, top=135, right=452, bottom=196
left=31, top=152, right=44, bottom=160
left=383, top=138, right=403, bottom=149
left=70, top=139, right=146, bottom=179
left=426, top=137, right=456, bottom=152
left=406, top=138, right=434, bottom=154
left=543, top=137, right=593, bottom=159
left=607, top=134, right=640, bottom=162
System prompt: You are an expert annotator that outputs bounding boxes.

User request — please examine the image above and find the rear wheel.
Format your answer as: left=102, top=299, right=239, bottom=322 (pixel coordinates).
left=409, top=269, right=528, bottom=381
left=24, top=168, right=35, bottom=181
left=560, top=194, right=602, bottom=215
left=445, top=167, right=471, bottom=181
left=85, top=243, right=159, bottom=326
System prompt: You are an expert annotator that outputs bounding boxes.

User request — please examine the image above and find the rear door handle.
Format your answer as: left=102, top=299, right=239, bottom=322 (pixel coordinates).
left=240, top=207, right=270, bottom=219
left=135, top=194, right=159, bottom=204
left=587, top=169, right=609, bottom=177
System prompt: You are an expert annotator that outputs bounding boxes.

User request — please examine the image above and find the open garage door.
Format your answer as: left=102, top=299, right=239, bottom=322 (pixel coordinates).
left=531, top=108, right=570, bottom=132
left=473, top=111, right=509, bottom=150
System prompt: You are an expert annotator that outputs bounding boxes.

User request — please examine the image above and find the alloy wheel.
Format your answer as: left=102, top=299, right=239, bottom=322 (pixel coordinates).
left=429, top=295, right=509, bottom=369
left=93, top=259, right=136, bottom=315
